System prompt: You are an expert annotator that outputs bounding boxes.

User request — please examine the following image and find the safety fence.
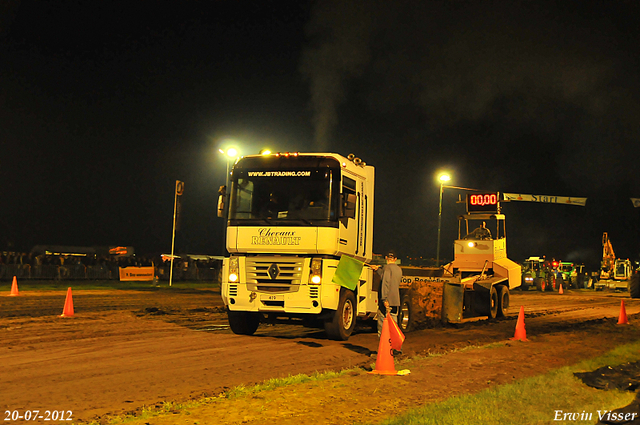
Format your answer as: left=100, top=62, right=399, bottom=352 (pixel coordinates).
left=0, top=264, right=220, bottom=282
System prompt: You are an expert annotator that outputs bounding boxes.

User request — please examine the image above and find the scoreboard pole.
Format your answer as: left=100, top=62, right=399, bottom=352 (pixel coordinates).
left=436, top=182, right=445, bottom=266
left=436, top=184, right=485, bottom=266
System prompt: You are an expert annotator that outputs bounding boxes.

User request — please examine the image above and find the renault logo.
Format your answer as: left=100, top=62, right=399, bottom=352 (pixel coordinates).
left=268, top=263, right=280, bottom=279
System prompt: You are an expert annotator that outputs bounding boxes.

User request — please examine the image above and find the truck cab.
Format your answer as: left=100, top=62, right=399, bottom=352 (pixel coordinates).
left=220, top=152, right=378, bottom=340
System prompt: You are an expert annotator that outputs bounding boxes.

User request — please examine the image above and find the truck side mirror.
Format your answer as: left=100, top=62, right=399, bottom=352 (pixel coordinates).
left=217, top=185, right=226, bottom=218
left=341, top=193, right=357, bottom=219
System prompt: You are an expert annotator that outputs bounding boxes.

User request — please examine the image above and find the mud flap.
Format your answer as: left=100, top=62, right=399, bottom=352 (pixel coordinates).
left=472, top=278, right=504, bottom=317
left=473, top=280, right=493, bottom=292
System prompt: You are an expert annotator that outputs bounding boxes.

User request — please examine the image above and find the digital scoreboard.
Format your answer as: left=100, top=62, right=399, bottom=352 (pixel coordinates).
left=467, top=192, right=500, bottom=214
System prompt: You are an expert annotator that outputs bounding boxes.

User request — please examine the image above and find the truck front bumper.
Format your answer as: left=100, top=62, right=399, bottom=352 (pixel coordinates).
left=224, top=282, right=328, bottom=314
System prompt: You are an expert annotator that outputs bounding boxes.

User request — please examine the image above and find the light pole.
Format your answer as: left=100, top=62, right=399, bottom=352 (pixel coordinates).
left=218, top=147, right=240, bottom=255
left=219, top=147, right=239, bottom=187
left=436, top=173, right=451, bottom=266
left=219, top=147, right=240, bottom=200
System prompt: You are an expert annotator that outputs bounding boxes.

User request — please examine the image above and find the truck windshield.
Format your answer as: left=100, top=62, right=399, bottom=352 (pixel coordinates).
left=228, top=169, right=337, bottom=225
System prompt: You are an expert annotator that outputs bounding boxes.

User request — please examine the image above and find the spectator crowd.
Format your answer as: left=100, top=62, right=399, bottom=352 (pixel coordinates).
left=0, top=251, right=221, bottom=282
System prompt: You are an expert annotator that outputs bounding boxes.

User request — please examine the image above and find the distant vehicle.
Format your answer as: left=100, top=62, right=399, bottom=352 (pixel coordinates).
left=596, top=232, right=635, bottom=291
left=557, top=261, right=574, bottom=288
left=571, top=264, right=592, bottom=289
left=553, top=262, right=591, bottom=289
left=520, top=257, right=555, bottom=291
left=630, top=272, right=640, bottom=299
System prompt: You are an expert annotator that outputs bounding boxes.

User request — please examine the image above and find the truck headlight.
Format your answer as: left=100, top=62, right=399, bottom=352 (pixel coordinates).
left=310, top=258, right=322, bottom=284
left=229, top=257, right=239, bottom=283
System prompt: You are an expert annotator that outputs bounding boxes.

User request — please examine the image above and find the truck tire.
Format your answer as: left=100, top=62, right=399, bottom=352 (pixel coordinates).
left=398, top=293, right=413, bottom=332
left=497, top=285, right=509, bottom=318
left=324, top=289, right=356, bottom=340
left=629, top=274, right=640, bottom=299
left=227, top=310, right=261, bottom=335
left=488, top=286, right=498, bottom=319
left=535, top=278, right=543, bottom=291
left=546, top=275, right=556, bottom=292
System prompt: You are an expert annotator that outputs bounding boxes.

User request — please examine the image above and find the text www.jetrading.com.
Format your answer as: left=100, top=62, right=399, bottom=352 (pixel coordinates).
left=247, top=171, right=311, bottom=177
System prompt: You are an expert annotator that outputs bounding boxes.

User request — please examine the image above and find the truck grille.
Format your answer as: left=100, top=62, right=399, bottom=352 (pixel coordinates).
left=228, top=284, right=238, bottom=297
left=309, top=286, right=319, bottom=299
left=246, top=257, right=304, bottom=293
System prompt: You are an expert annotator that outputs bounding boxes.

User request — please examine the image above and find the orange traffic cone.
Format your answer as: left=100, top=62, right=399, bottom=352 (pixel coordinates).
left=60, top=287, right=74, bottom=317
left=617, top=300, right=628, bottom=325
left=510, top=305, right=528, bottom=341
left=559, top=283, right=564, bottom=294
left=368, top=315, right=398, bottom=375
left=8, top=276, right=19, bottom=296
left=388, top=314, right=405, bottom=350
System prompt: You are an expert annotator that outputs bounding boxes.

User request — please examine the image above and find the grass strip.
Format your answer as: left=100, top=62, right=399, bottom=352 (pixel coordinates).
left=373, top=340, right=640, bottom=425
left=82, top=371, right=350, bottom=425
left=225, top=370, right=345, bottom=399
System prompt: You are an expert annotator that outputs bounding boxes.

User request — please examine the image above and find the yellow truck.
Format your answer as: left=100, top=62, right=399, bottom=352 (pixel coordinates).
left=398, top=195, right=521, bottom=331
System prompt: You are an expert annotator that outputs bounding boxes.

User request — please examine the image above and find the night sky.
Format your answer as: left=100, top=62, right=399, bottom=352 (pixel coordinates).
left=2, top=1, right=640, bottom=269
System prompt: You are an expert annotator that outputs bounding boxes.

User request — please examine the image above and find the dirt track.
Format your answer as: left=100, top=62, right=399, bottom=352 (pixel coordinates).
left=2, top=286, right=640, bottom=424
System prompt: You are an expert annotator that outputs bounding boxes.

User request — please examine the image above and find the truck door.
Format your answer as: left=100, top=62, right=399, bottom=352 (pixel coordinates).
left=340, top=174, right=368, bottom=261
left=355, top=177, right=368, bottom=259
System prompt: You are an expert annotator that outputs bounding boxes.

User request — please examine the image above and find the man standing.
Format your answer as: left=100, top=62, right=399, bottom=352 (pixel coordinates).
left=375, top=250, right=402, bottom=336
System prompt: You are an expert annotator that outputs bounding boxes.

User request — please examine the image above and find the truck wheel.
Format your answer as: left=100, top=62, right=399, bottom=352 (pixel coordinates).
left=629, top=274, right=640, bottom=299
left=227, top=310, right=261, bottom=335
left=497, top=286, right=509, bottom=317
left=398, top=294, right=413, bottom=332
left=324, top=289, right=356, bottom=340
left=488, top=286, right=498, bottom=319
left=521, top=281, right=530, bottom=291
left=535, top=278, right=543, bottom=291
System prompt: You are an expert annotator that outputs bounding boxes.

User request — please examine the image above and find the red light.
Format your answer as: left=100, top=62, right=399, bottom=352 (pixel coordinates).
left=466, top=192, right=500, bottom=213
left=469, top=194, right=498, bottom=206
